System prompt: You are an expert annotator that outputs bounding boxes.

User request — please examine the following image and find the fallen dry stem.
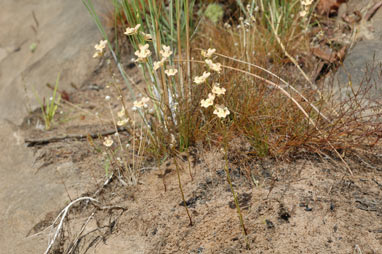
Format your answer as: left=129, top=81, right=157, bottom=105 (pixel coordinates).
left=44, top=197, right=99, bottom=254
left=24, top=127, right=128, bottom=147
left=66, top=211, right=95, bottom=254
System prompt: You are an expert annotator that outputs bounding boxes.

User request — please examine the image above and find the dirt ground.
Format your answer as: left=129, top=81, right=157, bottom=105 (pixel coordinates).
left=21, top=49, right=382, bottom=254
left=2, top=0, right=382, bottom=253
left=23, top=96, right=382, bottom=254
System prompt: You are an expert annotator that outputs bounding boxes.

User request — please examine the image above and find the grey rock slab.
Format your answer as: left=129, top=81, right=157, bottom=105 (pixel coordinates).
left=333, top=0, right=382, bottom=101
left=334, top=40, right=382, bottom=100
left=0, top=0, right=106, bottom=123
left=0, top=0, right=108, bottom=253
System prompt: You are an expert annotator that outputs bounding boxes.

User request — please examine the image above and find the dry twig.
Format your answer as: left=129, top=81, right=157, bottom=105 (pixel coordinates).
left=24, top=127, right=128, bottom=147
left=44, top=197, right=99, bottom=254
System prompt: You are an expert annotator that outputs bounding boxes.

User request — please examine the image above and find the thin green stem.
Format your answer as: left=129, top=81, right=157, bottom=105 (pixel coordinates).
left=173, top=156, right=193, bottom=226
left=222, top=122, right=250, bottom=249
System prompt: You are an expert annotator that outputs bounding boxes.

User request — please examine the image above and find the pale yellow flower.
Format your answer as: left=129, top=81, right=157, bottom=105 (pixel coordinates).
left=201, top=48, right=216, bottom=58
left=299, top=10, right=307, bottom=17
left=300, top=0, right=312, bottom=17
left=117, top=118, right=129, bottom=126
left=160, top=45, right=172, bottom=59
left=93, top=40, right=107, bottom=58
left=200, top=93, right=215, bottom=108
left=94, top=40, right=107, bottom=52
left=134, top=44, right=151, bottom=62
left=140, top=31, right=152, bottom=40
left=153, top=60, right=164, bottom=71
left=165, top=68, right=178, bottom=77
left=205, top=59, right=222, bottom=73
left=301, top=0, right=313, bottom=6
left=124, top=24, right=141, bottom=35
left=213, top=104, right=230, bottom=119
left=224, top=22, right=231, bottom=29
left=208, top=92, right=215, bottom=100
left=103, top=136, right=114, bottom=147
left=117, top=108, right=126, bottom=118
left=212, top=84, right=226, bottom=96
left=93, top=51, right=102, bottom=58
left=133, top=97, right=150, bottom=108
left=194, top=71, right=211, bottom=84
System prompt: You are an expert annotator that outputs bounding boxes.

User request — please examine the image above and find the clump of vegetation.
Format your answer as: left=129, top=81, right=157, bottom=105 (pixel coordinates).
left=204, top=3, right=224, bottom=23
left=36, top=73, right=61, bottom=130
left=82, top=0, right=382, bottom=248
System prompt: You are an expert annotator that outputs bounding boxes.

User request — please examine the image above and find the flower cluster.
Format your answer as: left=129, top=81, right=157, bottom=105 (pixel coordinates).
left=149, top=45, right=176, bottom=74
left=205, top=59, right=222, bottom=74
left=124, top=24, right=152, bottom=40
left=154, top=45, right=174, bottom=74
left=197, top=48, right=230, bottom=119
left=200, top=83, right=226, bottom=108
left=93, top=40, right=107, bottom=58
left=133, top=97, right=150, bottom=111
left=124, top=24, right=154, bottom=62
left=300, top=0, right=314, bottom=17
left=117, top=108, right=129, bottom=127
left=124, top=24, right=175, bottom=75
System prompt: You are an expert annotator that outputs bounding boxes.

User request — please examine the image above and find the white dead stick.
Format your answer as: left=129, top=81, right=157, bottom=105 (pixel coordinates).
left=66, top=211, right=95, bottom=254
left=44, top=197, right=98, bottom=254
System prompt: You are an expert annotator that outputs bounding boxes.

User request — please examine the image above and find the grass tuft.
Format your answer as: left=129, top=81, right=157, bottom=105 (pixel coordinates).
left=82, top=0, right=382, bottom=247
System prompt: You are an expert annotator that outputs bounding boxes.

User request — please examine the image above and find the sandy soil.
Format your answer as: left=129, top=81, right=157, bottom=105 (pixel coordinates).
left=23, top=108, right=382, bottom=253
left=19, top=53, right=382, bottom=253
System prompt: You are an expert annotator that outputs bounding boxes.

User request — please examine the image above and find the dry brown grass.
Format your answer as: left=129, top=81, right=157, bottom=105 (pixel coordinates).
left=102, top=0, right=382, bottom=170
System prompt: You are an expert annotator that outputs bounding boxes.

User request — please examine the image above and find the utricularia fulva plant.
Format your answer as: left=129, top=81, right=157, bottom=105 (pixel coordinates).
left=92, top=15, right=233, bottom=156
left=93, top=22, right=248, bottom=244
